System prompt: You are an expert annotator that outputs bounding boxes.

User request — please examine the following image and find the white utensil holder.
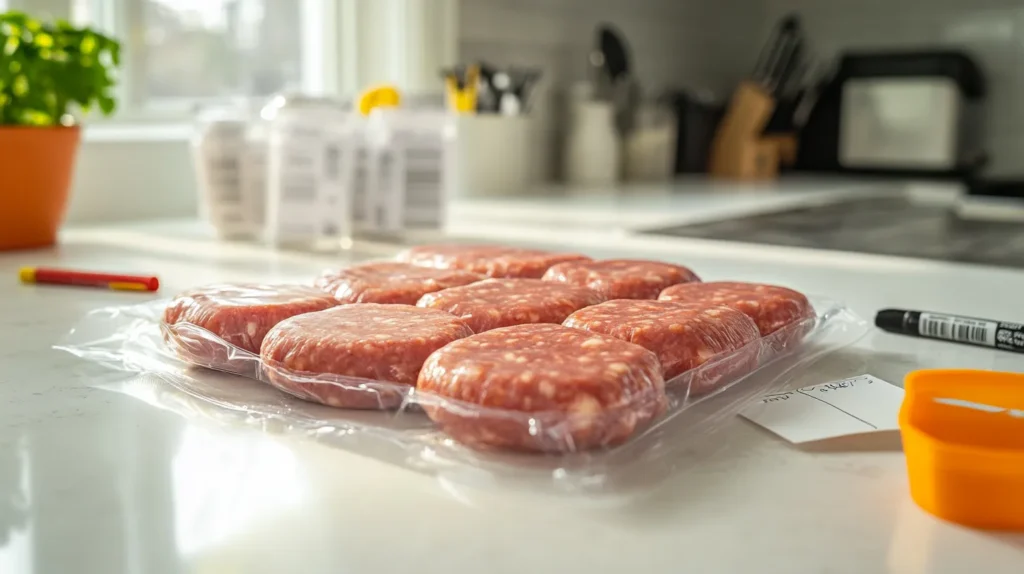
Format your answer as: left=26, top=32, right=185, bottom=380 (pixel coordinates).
left=455, top=115, right=532, bottom=197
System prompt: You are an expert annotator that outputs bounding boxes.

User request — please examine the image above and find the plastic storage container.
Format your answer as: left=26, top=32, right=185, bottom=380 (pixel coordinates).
left=264, top=95, right=352, bottom=250
left=240, top=112, right=270, bottom=240
left=192, top=108, right=250, bottom=239
left=361, top=108, right=455, bottom=236
left=900, top=369, right=1024, bottom=531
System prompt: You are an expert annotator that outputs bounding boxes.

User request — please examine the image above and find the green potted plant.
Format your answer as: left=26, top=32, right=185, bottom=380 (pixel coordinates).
left=0, top=11, right=120, bottom=250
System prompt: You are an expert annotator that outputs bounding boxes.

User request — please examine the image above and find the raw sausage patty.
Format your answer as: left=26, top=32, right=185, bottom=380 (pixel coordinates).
left=163, top=284, right=338, bottom=373
left=416, top=278, right=605, bottom=333
left=417, top=324, right=666, bottom=452
left=398, top=244, right=590, bottom=278
left=315, top=262, right=483, bottom=305
left=261, top=304, right=473, bottom=409
left=657, top=281, right=813, bottom=335
left=564, top=300, right=760, bottom=394
left=543, top=258, right=700, bottom=300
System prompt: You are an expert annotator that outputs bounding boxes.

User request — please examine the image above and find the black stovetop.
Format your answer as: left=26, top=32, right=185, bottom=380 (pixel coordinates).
left=644, top=196, right=1024, bottom=268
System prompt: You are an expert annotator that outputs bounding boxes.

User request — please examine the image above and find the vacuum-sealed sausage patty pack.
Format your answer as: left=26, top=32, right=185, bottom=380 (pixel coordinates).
left=60, top=244, right=866, bottom=490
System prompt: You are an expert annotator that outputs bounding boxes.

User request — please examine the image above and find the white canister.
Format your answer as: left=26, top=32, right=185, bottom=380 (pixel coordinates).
left=192, top=110, right=249, bottom=239
left=264, top=96, right=351, bottom=249
left=239, top=116, right=270, bottom=239
left=362, top=109, right=454, bottom=234
left=564, top=100, right=620, bottom=186
left=624, top=104, right=678, bottom=181
left=455, top=115, right=531, bottom=197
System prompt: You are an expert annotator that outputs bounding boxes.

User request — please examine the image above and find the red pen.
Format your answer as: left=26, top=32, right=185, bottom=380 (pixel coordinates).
left=19, top=266, right=160, bottom=292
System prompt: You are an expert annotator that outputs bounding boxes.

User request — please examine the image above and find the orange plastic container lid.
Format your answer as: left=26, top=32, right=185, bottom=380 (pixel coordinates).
left=899, top=369, right=1024, bottom=531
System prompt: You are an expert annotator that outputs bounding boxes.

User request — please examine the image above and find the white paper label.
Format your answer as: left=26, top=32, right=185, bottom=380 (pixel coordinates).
left=740, top=374, right=904, bottom=444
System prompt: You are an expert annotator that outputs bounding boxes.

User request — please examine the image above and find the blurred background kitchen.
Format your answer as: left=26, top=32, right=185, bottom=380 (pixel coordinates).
left=13, top=0, right=1024, bottom=267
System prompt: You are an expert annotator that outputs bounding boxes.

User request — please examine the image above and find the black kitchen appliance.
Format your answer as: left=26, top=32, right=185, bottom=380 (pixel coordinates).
left=671, top=90, right=725, bottom=173
left=796, top=50, right=986, bottom=179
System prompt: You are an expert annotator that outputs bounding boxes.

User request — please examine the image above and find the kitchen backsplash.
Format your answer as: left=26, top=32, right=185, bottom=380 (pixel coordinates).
left=760, top=0, right=1024, bottom=176
left=458, top=0, right=759, bottom=181
left=460, top=0, right=1024, bottom=179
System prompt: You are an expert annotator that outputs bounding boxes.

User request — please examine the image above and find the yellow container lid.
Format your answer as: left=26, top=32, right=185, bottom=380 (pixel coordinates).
left=900, top=369, right=1024, bottom=531
left=357, top=85, right=401, bottom=116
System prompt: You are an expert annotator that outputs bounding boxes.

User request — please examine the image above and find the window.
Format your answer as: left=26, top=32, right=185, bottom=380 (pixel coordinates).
left=69, top=0, right=334, bottom=120
left=11, top=0, right=454, bottom=124
left=7, top=0, right=455, bottom=223
left=123, top=0, right=305, bottom=101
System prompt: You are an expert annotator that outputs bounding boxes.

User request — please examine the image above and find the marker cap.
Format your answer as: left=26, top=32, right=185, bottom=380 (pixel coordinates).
left=874, top=308, right=908, bottom=332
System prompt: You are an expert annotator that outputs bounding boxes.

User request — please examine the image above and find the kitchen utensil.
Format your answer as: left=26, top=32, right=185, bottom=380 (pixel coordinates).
left=751, top=14, right=802, bottom=96
left=495, top=67, right=542, bottom=116
left=613, top=78, right=640, bottom=137
left=472, top=64, right=541, bottom=116
left=590, top=24, right=631, bottom=103
left=599, top=25, right=630, bottom=81
left=442, top=65, right=480, bottom=114
left=773, top=37, right=803, bottom=96
left=792, top=60, right=829, bottom=129
left=507, top=68, right=542, bottom=115
left=589, top=24, right=638, bottom=136
left=476, top=62, right=500, bottom=114
left=711, top=14, right=805, bottom=181
left=588, top=49, right=610, bottom=102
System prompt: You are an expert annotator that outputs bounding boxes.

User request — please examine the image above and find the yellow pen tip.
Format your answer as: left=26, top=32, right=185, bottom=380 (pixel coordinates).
left=109, top=281, right=148, bottom=291
left=19, top=267, right=36, bottom=283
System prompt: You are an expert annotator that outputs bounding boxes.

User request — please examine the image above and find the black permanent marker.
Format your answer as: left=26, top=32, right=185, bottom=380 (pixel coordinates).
left=875, top=308, right=1024, bottom=354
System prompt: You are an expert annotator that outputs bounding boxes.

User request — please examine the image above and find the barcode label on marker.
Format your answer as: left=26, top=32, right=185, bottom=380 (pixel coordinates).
left=919, top=313, right=997, bottom=347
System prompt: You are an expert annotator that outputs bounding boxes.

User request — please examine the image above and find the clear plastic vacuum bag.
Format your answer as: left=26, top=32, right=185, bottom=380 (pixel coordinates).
left=57, top=295, right=866, bottom=493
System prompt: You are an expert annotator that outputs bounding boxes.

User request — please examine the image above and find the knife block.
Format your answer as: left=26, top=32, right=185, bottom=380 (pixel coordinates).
left=709, top=82, right=785, bottom=180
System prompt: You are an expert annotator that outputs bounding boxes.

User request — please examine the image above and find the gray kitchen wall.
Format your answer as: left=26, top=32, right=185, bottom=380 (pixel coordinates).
left=458, top=0, right=761, bottom=181
left=462, top=0, right=1024, bottom=179
left=760, top=0, right=1023, bottom=176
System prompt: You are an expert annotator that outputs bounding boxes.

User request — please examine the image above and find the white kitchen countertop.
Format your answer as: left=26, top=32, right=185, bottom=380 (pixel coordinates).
left=446, top=176, right=963, bottom=242
left=452, top=176, right=885, bottom=230
left=2, top=182, right=1024, bottom=574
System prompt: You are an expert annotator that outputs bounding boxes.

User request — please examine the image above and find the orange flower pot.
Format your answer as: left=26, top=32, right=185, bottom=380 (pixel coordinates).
left=0, top=126, right=81, bottom=250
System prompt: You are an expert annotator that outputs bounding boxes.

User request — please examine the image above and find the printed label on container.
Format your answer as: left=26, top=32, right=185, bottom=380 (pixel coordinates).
left=265, top=121, right=351, bottom=244
left=740, top=374, right=904, bottom=444
left=358, top=113, right=450, bottom=233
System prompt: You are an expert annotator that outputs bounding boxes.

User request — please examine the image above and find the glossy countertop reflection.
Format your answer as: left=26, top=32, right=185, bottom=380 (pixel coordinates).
left=2, top=218, right=1024, bottom=573
left=645, top=195, right=1024, bottom=268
